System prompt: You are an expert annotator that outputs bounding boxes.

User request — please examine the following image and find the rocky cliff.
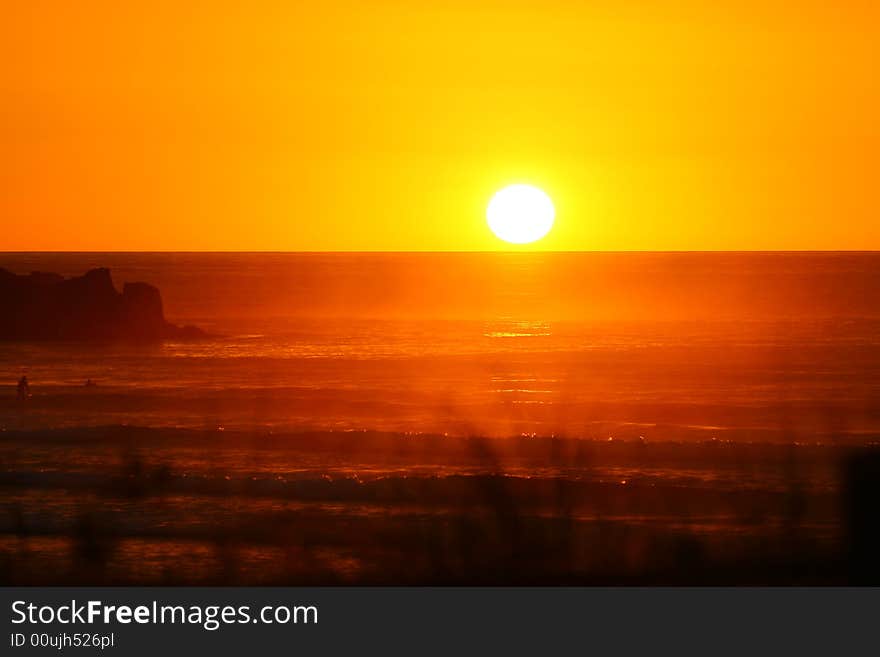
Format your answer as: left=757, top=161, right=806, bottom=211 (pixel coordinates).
left=0, top=267, right=204, bottom=340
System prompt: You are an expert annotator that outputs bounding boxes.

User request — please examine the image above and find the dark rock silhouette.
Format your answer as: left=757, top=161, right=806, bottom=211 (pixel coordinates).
left=0, top=267, right=204, bottom=340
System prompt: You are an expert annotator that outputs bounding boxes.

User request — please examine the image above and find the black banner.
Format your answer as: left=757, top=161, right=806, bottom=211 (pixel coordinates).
left=2, top=588, right=877, bottom=655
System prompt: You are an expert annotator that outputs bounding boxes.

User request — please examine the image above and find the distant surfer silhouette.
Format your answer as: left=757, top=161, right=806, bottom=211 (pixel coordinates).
left=84, top=379, right=97, bottom=387
left=16, top=375, right=30, bottom=400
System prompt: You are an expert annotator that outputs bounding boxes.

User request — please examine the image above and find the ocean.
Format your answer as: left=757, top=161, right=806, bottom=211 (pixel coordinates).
left=1, top=252, right=878, bottom=583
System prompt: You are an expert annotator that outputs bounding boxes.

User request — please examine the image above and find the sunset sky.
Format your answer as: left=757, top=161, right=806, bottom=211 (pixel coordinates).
left=2, top=1, right=878, bottom=251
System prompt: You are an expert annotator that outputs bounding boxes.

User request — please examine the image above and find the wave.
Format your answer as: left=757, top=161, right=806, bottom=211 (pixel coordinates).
left=0, top=425, right=861, bottom=496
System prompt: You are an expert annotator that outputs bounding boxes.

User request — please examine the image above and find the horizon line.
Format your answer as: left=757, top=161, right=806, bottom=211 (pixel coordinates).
left=2, top=249, right=880, bottom=255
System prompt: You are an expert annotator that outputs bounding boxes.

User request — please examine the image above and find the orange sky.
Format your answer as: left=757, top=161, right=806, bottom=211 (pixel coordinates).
left=2, top=1, right=878, bottom=251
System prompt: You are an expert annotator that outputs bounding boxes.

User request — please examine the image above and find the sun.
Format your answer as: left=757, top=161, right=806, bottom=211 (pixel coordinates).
left=486, top=184, right=555, bottom=244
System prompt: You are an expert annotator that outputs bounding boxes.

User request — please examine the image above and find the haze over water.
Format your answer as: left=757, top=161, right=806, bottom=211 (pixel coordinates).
left=1, top=252, right=878, bottom=442
left=1, top=252, right=878, bottom=584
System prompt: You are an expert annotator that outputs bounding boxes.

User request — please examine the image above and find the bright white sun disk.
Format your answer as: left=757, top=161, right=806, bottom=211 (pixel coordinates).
left=486, top=184, right=555, bottom=244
